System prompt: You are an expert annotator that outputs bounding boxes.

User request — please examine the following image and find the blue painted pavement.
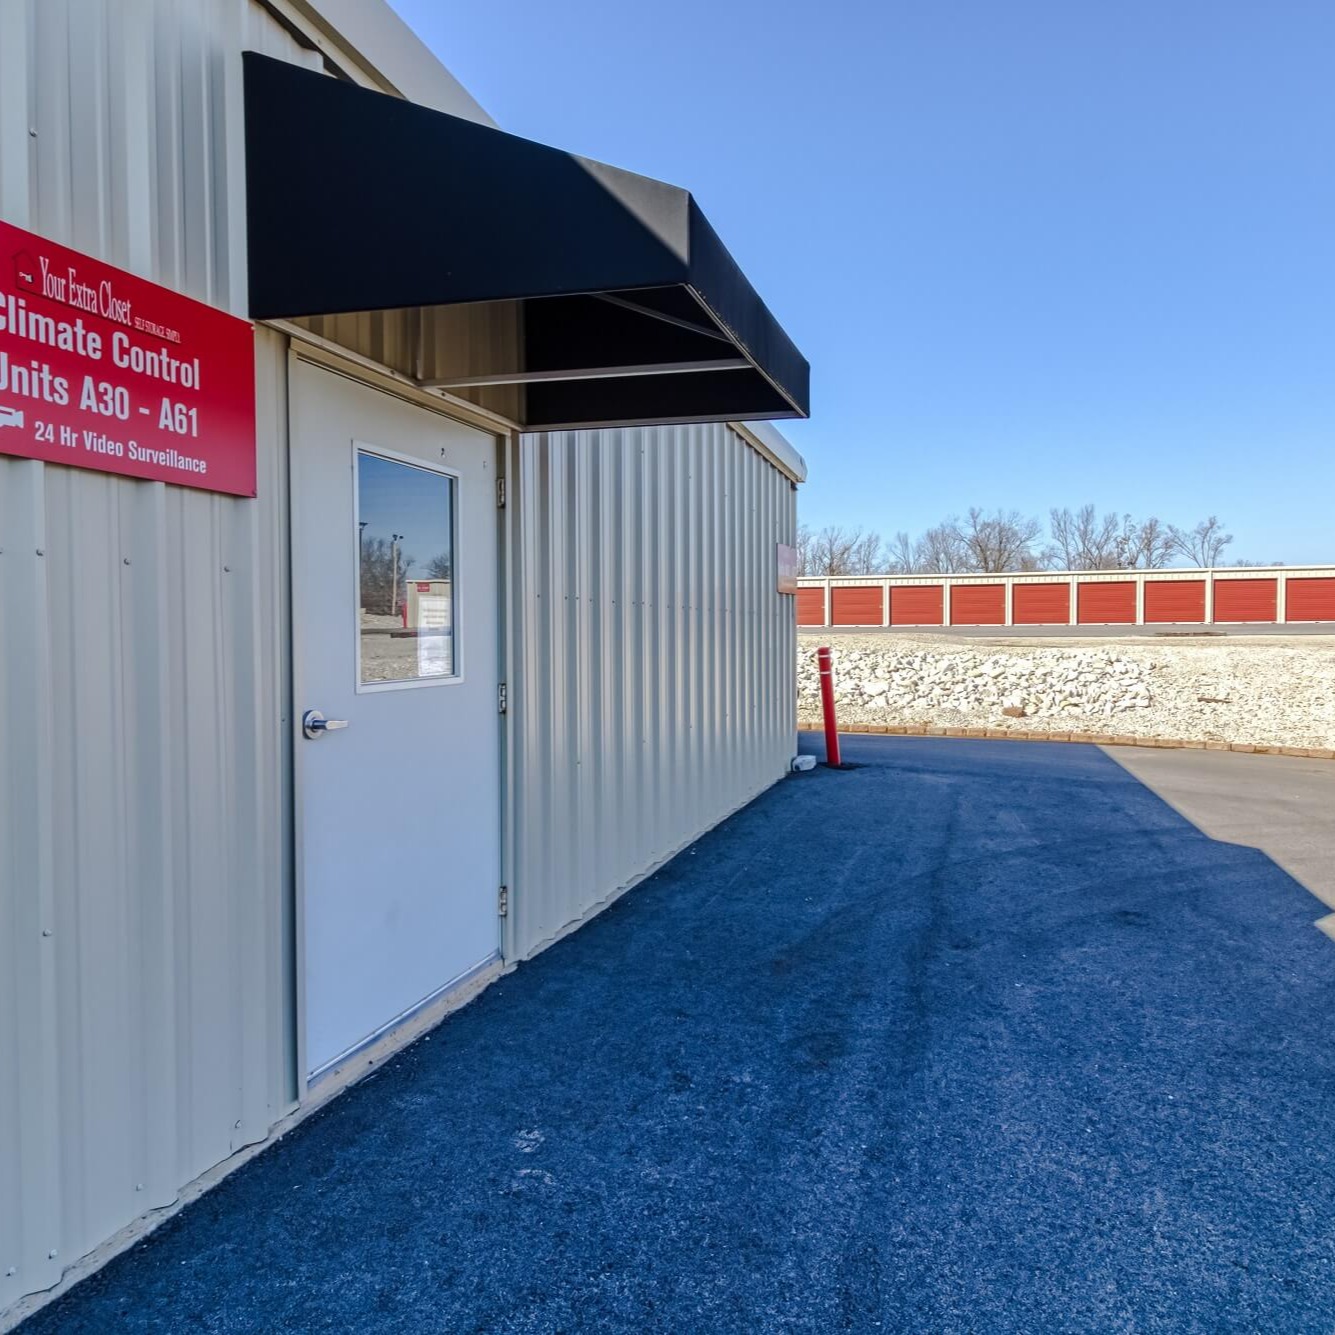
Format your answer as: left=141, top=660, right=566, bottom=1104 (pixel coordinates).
left=25, top=737, right=1335, bottom=1333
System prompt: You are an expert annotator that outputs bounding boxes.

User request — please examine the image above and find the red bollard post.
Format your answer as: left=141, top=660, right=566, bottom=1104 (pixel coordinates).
left=816, top=645, right=842, bottom=768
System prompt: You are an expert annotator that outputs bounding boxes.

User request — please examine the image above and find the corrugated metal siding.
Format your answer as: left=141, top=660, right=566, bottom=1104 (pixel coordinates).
left=294, top=302, right=523, bottom=422
left=1145, top=579, right=1205, bottom=623
left=949, top=584, right=1004, bottom=626
left=1285, top=578, right=1335, bottom=622
left=831, top=585, right=883, bottom=625
left=1, top=1, right=303, bottom=1311
left=1013, top=583, right=1070, bottom=624
left=506, top=423, right=796, bottom=961
left=3, top=0, right=808, bottom=1313
left=1076, top=580, right=1136, bottom=624
left=1214, top=578, right=1277, bottom=623
left=889, top=585, right=943, bottom=625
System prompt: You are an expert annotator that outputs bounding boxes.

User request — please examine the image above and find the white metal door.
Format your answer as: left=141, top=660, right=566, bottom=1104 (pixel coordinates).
left=291, top=359, right=501, bottom=1078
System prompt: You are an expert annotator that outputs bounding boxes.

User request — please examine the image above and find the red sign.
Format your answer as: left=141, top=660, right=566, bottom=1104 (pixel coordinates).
left=0, top=220, right=256, bottom=496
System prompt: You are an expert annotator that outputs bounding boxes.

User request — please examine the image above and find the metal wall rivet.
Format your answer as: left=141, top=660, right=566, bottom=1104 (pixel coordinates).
left=47, top=1250, right=57, bottom=1260
left=35, top=549, right=43, bottom=556
left=41, top=929, right=52, bottom=938
left=5, top=1266, right=15, bottom=1276
left=123, top=557, right=131, bottom=566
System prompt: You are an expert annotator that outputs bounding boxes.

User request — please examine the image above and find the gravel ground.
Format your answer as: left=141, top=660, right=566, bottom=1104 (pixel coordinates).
left=798, top=631, right=1335, bottom=751
left=359, top=611, right=455, bottom=682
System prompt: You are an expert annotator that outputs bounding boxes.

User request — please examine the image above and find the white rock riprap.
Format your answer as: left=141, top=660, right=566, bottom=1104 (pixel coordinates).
left=797, top=632, right=1335, bottom=751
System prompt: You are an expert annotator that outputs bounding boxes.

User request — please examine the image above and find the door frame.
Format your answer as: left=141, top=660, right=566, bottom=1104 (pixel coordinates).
left=283, top=340, right=512, bottom=1102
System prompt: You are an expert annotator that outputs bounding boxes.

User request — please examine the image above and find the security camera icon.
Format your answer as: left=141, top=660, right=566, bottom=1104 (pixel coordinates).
left=0, top=404, right=26, bottom=430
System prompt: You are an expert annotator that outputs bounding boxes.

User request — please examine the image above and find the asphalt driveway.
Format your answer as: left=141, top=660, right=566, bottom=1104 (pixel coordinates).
left=24, top=738, right=1335, bottom=1333
left=1104, top=744, right=1335, bottom=910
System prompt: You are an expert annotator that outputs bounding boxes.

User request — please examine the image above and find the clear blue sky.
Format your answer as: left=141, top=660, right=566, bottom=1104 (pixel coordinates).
left=390, top=0, right=1334, bottom=564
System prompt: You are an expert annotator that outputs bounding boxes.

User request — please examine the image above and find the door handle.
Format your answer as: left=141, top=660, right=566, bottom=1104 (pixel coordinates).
left=303, top=709, right=349, bottom=739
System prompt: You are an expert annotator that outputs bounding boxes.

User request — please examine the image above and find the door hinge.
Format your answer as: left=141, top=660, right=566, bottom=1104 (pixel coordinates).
left=497, top=885, right=509, bottom=917
left=497, top=682, right=508, bottom=714
left=496, top=476, right=506, bottom=508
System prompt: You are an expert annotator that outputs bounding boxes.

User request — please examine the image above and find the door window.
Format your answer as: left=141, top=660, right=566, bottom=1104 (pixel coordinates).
left=355, top=448, right=458, bottom=687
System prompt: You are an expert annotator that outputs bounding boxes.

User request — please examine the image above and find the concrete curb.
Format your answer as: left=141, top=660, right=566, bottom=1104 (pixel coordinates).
left=796, top=721, right=1335, bottom=761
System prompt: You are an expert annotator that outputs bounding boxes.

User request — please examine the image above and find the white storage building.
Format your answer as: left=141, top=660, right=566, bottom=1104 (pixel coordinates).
left=0, top=0, right=808, bottom=1318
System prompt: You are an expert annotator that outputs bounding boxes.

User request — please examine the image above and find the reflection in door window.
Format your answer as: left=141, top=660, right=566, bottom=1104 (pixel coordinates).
left=357, top=450, right=457, bottom=685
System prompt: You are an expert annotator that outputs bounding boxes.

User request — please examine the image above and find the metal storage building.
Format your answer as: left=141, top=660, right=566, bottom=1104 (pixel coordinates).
left=796, top=566, right=1335, bottom=629
left=0, top=1, right=808, bottom=1319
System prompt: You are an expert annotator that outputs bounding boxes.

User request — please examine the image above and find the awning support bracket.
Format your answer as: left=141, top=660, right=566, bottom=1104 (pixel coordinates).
left=591, top=293, right=734, bottom=344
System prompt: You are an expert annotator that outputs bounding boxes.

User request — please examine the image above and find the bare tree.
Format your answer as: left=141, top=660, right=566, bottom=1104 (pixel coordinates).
left=849, top=529, right=883, bottom=575
left=916, top=523, right=970, bottom=573
left=1124, top=516, right=1175, bottom=569
left=799, top=506, right=1240, bottom=579
left=1049, top=505, right=1089, bottom=569
left=1048, top=505, right=1123, bottom=569
left=359, top=536, right=414, bottom=615
left=802, top=524, right=885, bottom=576
left=806, top=525, right=856, bottom=576
left=795, top=523, right=815, bottom=577
left=1047, top=506, right=1177, bottom=570
left=1170, top=516, right=1233, bottom=568
left=885, top=531, right=918, bottom=574
left=951, top=507, right=1043, bottom=573
left=1109, top=515, right=1142, bottom=568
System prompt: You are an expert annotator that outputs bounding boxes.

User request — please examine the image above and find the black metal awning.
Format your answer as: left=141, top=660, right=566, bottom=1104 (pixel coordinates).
left=241, top=52, right=809, bottom=428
